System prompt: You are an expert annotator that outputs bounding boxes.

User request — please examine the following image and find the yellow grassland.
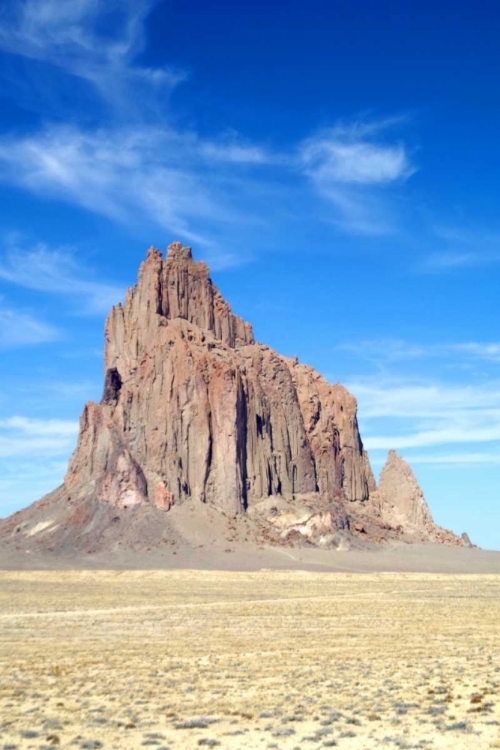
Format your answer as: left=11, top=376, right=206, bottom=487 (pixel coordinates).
left=0, top=571, right=499, bottom=749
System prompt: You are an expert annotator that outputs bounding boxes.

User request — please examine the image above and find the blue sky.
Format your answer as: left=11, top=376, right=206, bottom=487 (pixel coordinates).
left=0, top=0, right=499, bottom=548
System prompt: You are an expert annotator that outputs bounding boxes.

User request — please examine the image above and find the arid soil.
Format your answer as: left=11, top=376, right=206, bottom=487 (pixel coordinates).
left=1, top=571, right=500, bottom=749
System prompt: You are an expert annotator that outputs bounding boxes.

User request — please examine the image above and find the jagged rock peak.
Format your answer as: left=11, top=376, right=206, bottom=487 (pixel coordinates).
left=166, top=241, right=193, bottom=260
left=376, top=449, right=434, bottom=529
left=65, top=240, right=375, bottom=525
left=107, top=240, right=254, bottom=355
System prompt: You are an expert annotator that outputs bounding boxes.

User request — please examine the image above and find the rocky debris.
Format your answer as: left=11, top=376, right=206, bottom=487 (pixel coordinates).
left=0, top=241, right=466, bottom=554
left=248, top=495, right=350, bottom=548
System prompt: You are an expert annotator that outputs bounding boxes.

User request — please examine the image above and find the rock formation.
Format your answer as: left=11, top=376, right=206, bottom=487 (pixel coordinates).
left=65, top=242, right=373, bottom=524
left=374, top=450, right=434, bottom=530
left=0, top=241, right=467, bottom=555
left=366, top=451, right=463, bottom=545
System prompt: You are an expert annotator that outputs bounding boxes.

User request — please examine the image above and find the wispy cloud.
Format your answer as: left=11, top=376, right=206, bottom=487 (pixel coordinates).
left=339, top=337, right=500, bottom=460
left=301, top=137, right=411, bottom=185
left=0, top=242, right=123, bottom=314
left=419, top=251, right=498, bottom=272
left=0, top=1, right=279, bottom=257
left=0, top=298, right=59, bottom=347
left=451, top=343, right=500, bottom=362
left=349, top=375, right=500, bottom=455
left=0, top=458, right=69, bottom=517
left=364, top=423, right=500, bottom=450
left=0, top=0, right=184, bottom=115
left=339, top=338, right=500, bottom=365
left=0, top=1, right=416, bottom=246
left=0, top=125, right=279, bottom=253
left=0, top=412, right=77, bottom=513
left=0, top=415, right=78, bottom=458
left=418, top=224, right=500, bottom=273
left=406, top=451, right=500, bottom=466
left=299, top=116, right=415, bottom=234
left=350, top=378, right=500, bottom=419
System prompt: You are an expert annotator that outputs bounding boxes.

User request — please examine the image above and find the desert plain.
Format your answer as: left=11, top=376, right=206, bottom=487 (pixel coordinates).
left=1, top=568, right=500, bottom=750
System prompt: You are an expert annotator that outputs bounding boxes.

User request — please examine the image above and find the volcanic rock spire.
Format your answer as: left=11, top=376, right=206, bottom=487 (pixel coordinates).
left=65, top=242, right=374, bottom=523
left=0, top=241, right=466, bottom=554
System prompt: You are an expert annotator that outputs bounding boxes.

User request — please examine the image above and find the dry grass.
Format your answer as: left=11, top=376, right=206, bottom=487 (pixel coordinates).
left=0, top=571, right=499, bottom=749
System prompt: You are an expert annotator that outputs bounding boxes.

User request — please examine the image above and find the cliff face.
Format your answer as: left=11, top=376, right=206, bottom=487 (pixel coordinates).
left=1, top=240, right=466, bottom=554
left=65, top=242, right=373, bottom=528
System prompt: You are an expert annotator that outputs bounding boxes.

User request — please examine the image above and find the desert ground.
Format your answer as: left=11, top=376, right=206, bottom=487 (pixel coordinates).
left=1, top=570, right=500, bottom=750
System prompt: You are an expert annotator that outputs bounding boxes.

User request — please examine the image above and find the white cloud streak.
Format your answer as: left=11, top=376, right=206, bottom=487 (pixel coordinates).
left=351, top=380, right=500, bottom=419
left=0, top=243, right=123, bottom=314
left=0, top=2, right=416, bottom=245
left=0, top=299, right=59, bottom=347
left=0, top=415, right=78, bottom=458
left=0, top=458, right=69, bottom=517
left=340, top=338, right=500, bottom=365
left=419, top=225, right=500, bottom=273
left=364, top=425, right=500, bottom=450
left=0, top=126, right=276, bottom=253
left=349, top=376, right=500, bottom=454
left=405, top=451, right=500, bottom=466
left=0, top=0, right=184, bottom=114
left=301, top=139, right=411, bottom=185
left=419, top=252, right=498, bottom=272
left=299, top=118, right=415, bottom=234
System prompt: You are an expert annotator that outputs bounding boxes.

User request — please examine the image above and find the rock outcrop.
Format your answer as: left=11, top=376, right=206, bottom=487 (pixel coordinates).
left=65, top=242, right=373, bottom=532
left=368, top=451, right=463, bottom=545
left=374, top=450, right=434, bottom=530
left=0, top=241, right=467, bottom=554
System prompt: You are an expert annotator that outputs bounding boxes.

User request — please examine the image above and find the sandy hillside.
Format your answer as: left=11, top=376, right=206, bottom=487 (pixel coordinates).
left=1, top=570, right=500, bottom=749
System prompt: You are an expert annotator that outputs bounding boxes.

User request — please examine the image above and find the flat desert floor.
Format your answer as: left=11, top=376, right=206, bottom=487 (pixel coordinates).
left=1, top=571, right=500, bottom=750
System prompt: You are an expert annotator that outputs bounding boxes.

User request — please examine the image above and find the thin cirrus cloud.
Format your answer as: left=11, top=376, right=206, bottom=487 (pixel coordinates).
left=403, top=451, right=500, bottom=466
left=0, top=126, right=278, bottom=252
left=419, top=251, right=499, bottom=272
left=348, top=378, right=500, bottom=419
left=0, top=0, right=184, bottom=115
left=0, top=0, right=416, bottom=245
left=0, top=416, right=78, bottom=459
left=338, top=337, right=500, bottom=365
left=342, top=338, right=500, bottom=460
left=299, top=120, right=415, bottom=235
left=0, top=120, right=416, bottom=248
left=418, top=225, right=500, bottom=273
left=0, top=243, right=123, bottom=315
left=364, top=424, right=500, bottom=451
left=0, top=298, right=59, bottom=348
left=347, top=375, right=500, bottom=459
left=0, top=456, right=70, bottom=517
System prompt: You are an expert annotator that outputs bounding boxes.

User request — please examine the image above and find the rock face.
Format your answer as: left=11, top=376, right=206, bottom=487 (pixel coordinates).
left=375, top=450, right=434, bottom=530
left=65, top=241, right=374, bottom=532
left=0, top=241, right=467, bottom=554
left=368, top=451, right=463, bottom=545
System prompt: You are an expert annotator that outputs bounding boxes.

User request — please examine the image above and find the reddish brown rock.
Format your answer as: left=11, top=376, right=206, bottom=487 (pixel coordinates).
left=369, top=450, right=465, bottom=545
left=0, top=241, right=466, bottom=554
left=66, top=241, right=374, bottom=526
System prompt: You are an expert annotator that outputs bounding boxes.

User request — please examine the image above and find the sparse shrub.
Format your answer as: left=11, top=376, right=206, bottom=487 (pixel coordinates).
left=446, top=721, right=469, bottom=731
left=174, top=718, right=219, bottom=730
